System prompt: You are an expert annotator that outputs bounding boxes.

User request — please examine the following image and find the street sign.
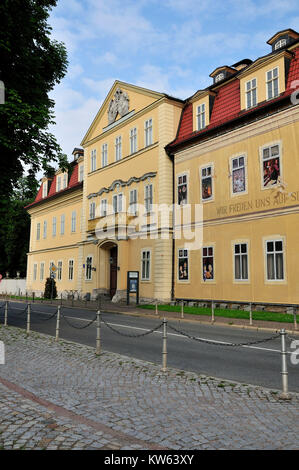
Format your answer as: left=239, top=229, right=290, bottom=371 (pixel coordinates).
left=50, top=265, right=57, bottom=272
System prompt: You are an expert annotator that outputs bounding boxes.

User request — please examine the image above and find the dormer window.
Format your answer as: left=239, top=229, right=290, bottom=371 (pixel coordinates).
left=215, top=73, right=224, bottom=83
left=267, top=29, right=299, bottom=52
left=210, top=66, right=236, bottom=84
left=274, top=38, right=287, bottom=50
left=197, top=103, right=206, bottom=130
left=42, top=181, right=48, bottom=198
left=245, top=78, right=257, bottom=109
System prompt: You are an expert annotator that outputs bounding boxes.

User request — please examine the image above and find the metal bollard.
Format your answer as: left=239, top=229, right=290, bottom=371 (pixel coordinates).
left=72, top=293, right=74, bottom=307
left=211, top=300, right=215, bottom=323
left=96, top=310, right=101, bottom=355
left=294, top=307, right=297, bottom=331
left=279, top=329, right=291, bottom=400
left=181, top=301, right=184, bottom=319
left=26, top=304, right=31, bottom=334
left=155, top=301, right=158, bottom=315
left=55, top=305, right=61, bottom=342
left=4, top=301, right=8, bottom=326
left=249, top=302, right=253, bottom=326
left=161, top=318, right=168, bottom=372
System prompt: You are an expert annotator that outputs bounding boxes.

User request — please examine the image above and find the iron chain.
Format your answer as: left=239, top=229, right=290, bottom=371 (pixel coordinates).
left=61, top=311, right=98, bottom=329
left=167, top=322, right=280, bottom=347
left=101, top=316, right=164, bottom=338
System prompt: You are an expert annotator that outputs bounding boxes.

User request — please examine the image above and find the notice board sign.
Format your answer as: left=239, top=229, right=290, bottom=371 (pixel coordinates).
left=127, top=271, right=139, bottom=305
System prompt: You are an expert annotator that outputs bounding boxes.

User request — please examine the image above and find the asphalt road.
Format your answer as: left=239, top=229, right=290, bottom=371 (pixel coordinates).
left=1, top=300, right=298, bottom=392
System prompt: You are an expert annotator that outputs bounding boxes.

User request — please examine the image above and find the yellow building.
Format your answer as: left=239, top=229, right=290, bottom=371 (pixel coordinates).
left=27, top=29, right=299, bottom=306
left=26, top=81, right=183, bottom=301
left=166, top=28, right=299, bottom=305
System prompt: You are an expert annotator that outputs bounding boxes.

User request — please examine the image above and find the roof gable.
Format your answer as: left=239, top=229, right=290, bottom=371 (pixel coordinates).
left=81, top=80, right=165, bottom=146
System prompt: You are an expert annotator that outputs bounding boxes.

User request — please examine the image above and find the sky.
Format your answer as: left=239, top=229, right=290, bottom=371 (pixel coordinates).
left=47, top=0, right=299, bottom=164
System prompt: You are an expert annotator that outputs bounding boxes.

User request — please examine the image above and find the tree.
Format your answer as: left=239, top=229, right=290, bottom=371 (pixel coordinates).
left=0, top=174, right=38, bottom=277
left=44, top=277, right=57, bottom=299
left=0, top=0, right=69, bottom=200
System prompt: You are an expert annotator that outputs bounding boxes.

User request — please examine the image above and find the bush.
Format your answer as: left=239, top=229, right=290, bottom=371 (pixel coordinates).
left=44, top=277, right=57, bottom=299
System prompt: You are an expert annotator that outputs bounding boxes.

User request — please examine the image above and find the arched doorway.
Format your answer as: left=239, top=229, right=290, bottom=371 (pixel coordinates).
left=109, top=245, right=118, bottom=298
left=98, top=240, right=118, bottom=300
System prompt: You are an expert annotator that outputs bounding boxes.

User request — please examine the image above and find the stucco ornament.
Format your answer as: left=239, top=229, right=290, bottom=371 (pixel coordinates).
left=108, top=87, right=129, bottom=124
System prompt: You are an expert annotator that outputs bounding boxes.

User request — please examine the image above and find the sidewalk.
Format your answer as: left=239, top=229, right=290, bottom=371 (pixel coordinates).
left=0, top=324, right=298, bottom=450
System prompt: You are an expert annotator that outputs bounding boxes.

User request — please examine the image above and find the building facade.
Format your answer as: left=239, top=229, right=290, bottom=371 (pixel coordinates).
left=26, top=29, right=299, bottom=305
left=26, top=82, right=183, bottom=302
left=166, top=28, right=299, bottom=304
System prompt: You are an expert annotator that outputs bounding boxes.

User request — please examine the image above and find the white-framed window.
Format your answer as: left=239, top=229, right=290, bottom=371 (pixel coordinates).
left=85, top=256, right=93, bottom=281
left=68, top=259, right=74, bottom=281
left=42, top=181, right=48, bottom=198
left=36, top=222, right=40, bottom=241
left=71, top=211, right=76, bottom=232
left=115, top=136, right=122, bottom=161
left=141, top=250, right=151, bottom=280
left=60, top=214, right=65, bottom=235
left=100, top=199, right=107, bottom=217
left=112, top=193, right=123, bottom=214
left=231, top=155, right=246, bottom=194
left=52, top=217, right=57, bottom=237
left=56, top=175, right=61, bottom=192
left=261, top=143, right=281, bottom=188
left=234, top=243, right=248, bottom=281
left=266, top=67, right=279, bottom=100
left=266, top=239, right=284, bottom=281
left=40, top=262, right=45, bottom=281
left=275, top=39, right=286, bottom=50
left=62, top=172, right=68, bottom=189
left=130, top=127, right=137, bottom=154
left=57, top=261, right=62, bottom=281
left=79, top=164, right=84, bottom=182
left=245, top=78, right=257, bottom=109
left=144, top=184, right=153, bottom=212
left=197, top=103, right=206, bottom=130
left=144, top=119, right=153, bottom=147
left=33, top=263, right=37, bottom=281
left=177, top=174, right=188, bottom=205
left=89, top=201, right=96, bottom=220
left=129, top=189, right=138, bottom=215
left=43, top=220, right=47, bottom=239
left=91, top=149, right=97, bottom=172
left=178, top=249, right=189, bottom=281
left=101, top=143, right=108, bottom=167
left=202, top=246, right=214, bottom=281
left=215, top=72, right=224, bottom=83
left=201, top=165, right=213, bottom=201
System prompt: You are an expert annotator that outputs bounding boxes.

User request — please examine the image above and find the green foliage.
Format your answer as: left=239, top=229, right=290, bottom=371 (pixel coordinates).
left=0, top=0, right=69, bottom=276
left=0, top=0, right=69, bottom=196
left=44, top=277, right=57, bottom=299
left=0, top=175, right=38, bottom=277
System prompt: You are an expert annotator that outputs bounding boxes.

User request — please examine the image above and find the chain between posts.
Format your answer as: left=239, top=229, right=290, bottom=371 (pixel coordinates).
left=167, top=322, right=281, bottom=347
left=60, top=311, right=98, bottom=329
left=101, top=316, right=164, bottom=338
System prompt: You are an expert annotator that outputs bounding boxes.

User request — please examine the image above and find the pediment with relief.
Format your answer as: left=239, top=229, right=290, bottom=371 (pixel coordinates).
left=108, top=87, right=130, bottom=124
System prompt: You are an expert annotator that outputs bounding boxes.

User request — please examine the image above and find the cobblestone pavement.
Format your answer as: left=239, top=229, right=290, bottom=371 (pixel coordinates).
left=0, top=324, right=298, bottom=450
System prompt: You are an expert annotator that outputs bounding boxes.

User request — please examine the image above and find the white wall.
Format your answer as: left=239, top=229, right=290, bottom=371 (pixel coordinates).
left=0, top=279, right=27, bottom=295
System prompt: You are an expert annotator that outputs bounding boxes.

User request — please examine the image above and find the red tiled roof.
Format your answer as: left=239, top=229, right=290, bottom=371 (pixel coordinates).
left=25, top=162, right=82, bottom=210
left=47, top=176, right=57, bottom=197
left=168, top=44, right=299, bottom=150
left=68, top=163, right=79, bottom=188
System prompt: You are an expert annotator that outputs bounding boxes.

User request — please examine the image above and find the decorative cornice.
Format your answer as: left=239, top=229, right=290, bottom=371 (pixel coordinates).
left=87, top=172, right=157, bottom=199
